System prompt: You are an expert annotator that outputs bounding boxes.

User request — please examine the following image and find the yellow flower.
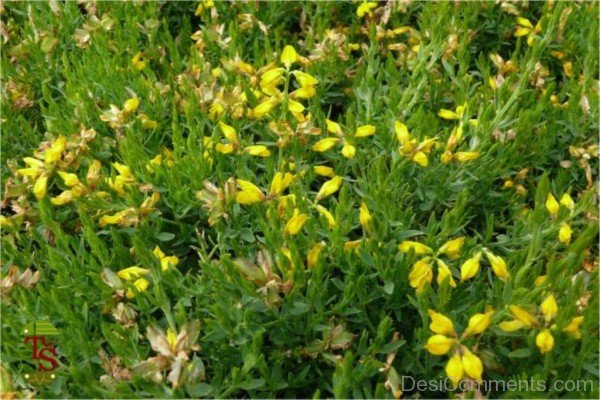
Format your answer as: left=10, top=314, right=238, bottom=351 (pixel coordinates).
left=438, top=109, right=460, bottom=120
left=514, top=17, right=542, bottom=46
left=131, top=52, right=147, bottom=70
left=292, top=71, right=319, bottom=88
left=398, top=241, right=433, bottom=255
left=316, top=176, right=343, bottom=201
left=315, top=205, right=336, bottom=228
left=436, top=259, right=457, bottom=288
left=44, top=135, right=67, bottom=165
left=507, top=305, right=538, bottom=327
left=341, top=143, right=356, bottom=159
left=535, top=329, right=554, bottom=354
left=117, top=266, right=150, bottom=280
left=50, top=190, right=74, bottom=205
left=325, top=119, right=343, bottom=135
left=562, top=316, right=584, bottom=339
left=540, top=294, right=558, bottom=322
left=460, top=252, right=482, bottom=281
left=359, top=202, right=372, bottom=232
left=453, top=152, right=480, bottom=162
left=559, top=193, right=575, bottom=210
left=463, top=309, right=494, bottom=337
left=236, top=179, right=266, bottom=204
left=269, top=172, right=295, bottom=197
left=461, top=348, right=483, bottom=381
left=545, top=193, right=559, bottom=217
left=123, top=97, right=140, bottom=113
left=558, top=223, right=572, bottom=244
left=498, top=319, right=528, bottom=332
left=57, top=171, right=80, bottom=187
left=438, top=237, right=464, bottom=259
left=33, top=173, right=49, bottom=199
left=356, top=1, right=377, bottom=18
left=126, top=278, right=150, bottom=299
left=344, top=239, right=362, bottom=250
left=280, top=45, right=298, bottom=69
left=250, top=96, right=279, bottom=118
left=284, top=209, right=309, bottom=235
left=355, top=125, right=376, bottom=137
left=428, top=310, right=456, bottom=337
left=314, top=166, right=336, bottom=177
left=424, top=334, right=454, bottom=356
left=312, top=137, right=341, bottom=152
left=307, top=242, right=326, bottom=268
left=445, top=352, right=464, bottom=386
left=409, top=257, right=433, bottom=292
left=411, top=151, right=428, bottom=167
left=484, top=250, right=510, bottom=281
left=153, top=246, right=180, bottom=271
left=244, top=145, right=271, bottom=157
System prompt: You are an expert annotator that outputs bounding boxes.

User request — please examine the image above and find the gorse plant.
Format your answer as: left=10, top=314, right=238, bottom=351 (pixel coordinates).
left=1, top=1, right=598, bottom=399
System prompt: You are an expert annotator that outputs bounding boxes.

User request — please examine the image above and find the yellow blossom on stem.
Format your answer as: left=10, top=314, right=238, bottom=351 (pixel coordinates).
left=438, top=237, right=464, bottom=259
left=236, top=179, right=266, bottom=204
left=558, top=223, right=572, bottom=244
left=424, top=334, right=454, bottom=356
left=316, top=176, right=343, bottom=201
left=307, top=241, right=326, bottom=268
left=461, top=347, right=483, bottom=381
left=126, top=278, right=150, bottom=299
left=559, top=193, right=574, bottom=210
left=460, top=252, right=482, bottom=281
left=562, top=316, right=584, bottom=339
left=284, top=209, right=308, bottom=235
left=153, top=246, right=180, bottom=271
left=428, top=310, right=456, bottom=337
left=540, top=294, right=558, bottom=322
left=398, top=241, right=433, bottom=255
left=436, top=259, right=457, bottom=288
left=359, top=202, right=372, bottom=233
left=117, top=266, right=150, bottom=280
left=315, top=205, right=336, bottom=228
left=483, top=250, right=510, bottom=281
left=445, top=352, right=464, bottom=386
left=356, top=1, right=377, bottom=18
left=535, top=328, right=554, bottom=354
left=280, top=45, right=298, bottom=69
left=462, top=309, right=494, bottom=338
left=409, top=257, right=433, bottom=292
left=545, top=193, right=560, bottom=217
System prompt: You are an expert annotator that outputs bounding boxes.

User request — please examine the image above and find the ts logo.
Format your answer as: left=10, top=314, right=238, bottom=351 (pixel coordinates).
left=23, top=321, right=60, bottom=373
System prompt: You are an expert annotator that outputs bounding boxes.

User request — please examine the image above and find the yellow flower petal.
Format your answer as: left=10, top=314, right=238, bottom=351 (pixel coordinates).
left=461, top=348, right=483, bottom=381
left=508, top=305, right=537, bottom=327
left=280, top=45, right=298, bottom=69
left=558, top=223, right=572, bottom=244
left=341, top=143, right=356, bottom=159
left=498, top=319, right=527, bottom=332
left=312, top=137, right=341, bottom=152
left=562, top=316, right=584, bottom=339
left=540, top=294, right=558, bottom=322
left=117, top=266, right=150, bottom=280
left=33, top=174, right=49, bottom=199
left=398, top=241, right=433, bottom=255
left=355, top=125, right=376, bottom=137
left=484, top=250, right=510, bottom=281
left=436, top=259, right=457, bottom=288
left=463, top=309, right=494, bottom=337
left=559, top=193, right=575, bottom=210
left=269, top=172, right=295, bottom=197
left=412, top=151, right=428, bottom=167
left=424, top=334, right=454, bottom=356
left=460, top=252, right=482, bottom=281
left=316, top=176, right=343, bottom=201
left=236, top=179, right=266, bottom=204
left=313, top=166, right=336, bottom=177
left=428, top=309, right=455, bottom=336
left=307, top=241, right=326, bottom=268
left=325, top=119, right=343, bottom=135
left=284, top=210, right=309, bottom=235
left=409, top=257, right=433, bottom=292
left=535, top=329, right=554, bottom=354
left=545, top=193, right=559, bottom=217
left=438, top=237, right=464, bottom=260
left=315, top=205, right=336, bottom=228
left=244, top=145, right=271, bottom=157
left=445, top=352, right=464, bottom=387
left=359, top=202, right=371, bottom=232
left=438, top=109, right=459, bottom=120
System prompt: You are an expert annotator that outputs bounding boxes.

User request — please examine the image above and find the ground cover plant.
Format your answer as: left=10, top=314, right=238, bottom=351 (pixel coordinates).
left=1, top=0, right=599, bottom=398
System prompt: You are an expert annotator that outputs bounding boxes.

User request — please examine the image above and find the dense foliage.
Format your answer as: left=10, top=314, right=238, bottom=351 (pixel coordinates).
left=1, top=1, right=598, bottom=398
